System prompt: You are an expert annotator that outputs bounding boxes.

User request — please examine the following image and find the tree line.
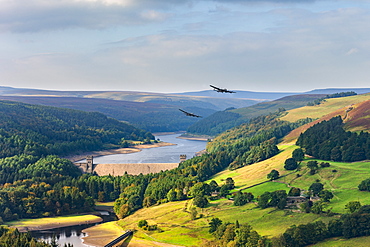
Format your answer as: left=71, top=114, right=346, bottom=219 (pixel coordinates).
left=272, top=204, right=370, bottom=246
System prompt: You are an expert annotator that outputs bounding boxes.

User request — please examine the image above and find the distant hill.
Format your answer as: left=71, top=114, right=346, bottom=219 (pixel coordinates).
left=305, top=88, right=370, bottom=95
left=187, top=94, right=326, bottom=136
left=0, top=86, right=263, bottom=111
left=176, top=87, right=370, bottom=99
left=174, top=90, right=297, bottom=100
left=0, top=86, right=264, bottom=132
left=0, top=96, right=216, bottom=133
left=1, top=86, right=369, bottom=133
left=0, top=100, right=154, bottom=158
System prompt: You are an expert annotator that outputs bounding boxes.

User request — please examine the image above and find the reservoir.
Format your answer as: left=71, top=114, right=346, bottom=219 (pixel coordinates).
left=34, top=134, right=207, bottom=246
left=91, top=133, right=207, bottom=164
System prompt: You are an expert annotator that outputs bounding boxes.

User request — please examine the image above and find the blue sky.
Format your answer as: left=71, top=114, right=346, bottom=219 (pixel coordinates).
left=1, top=0, right=370, bottom=93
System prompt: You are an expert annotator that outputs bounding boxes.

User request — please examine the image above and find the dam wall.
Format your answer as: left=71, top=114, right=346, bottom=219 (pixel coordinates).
left=93, top=163, right=179, bottom=176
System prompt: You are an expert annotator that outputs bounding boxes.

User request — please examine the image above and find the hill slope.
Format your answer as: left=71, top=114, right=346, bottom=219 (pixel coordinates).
left=282, top=93, right=370, bottom=142
left=0, top=100, right=154, bottom=157
left=187, top=94, right=325, bottom=136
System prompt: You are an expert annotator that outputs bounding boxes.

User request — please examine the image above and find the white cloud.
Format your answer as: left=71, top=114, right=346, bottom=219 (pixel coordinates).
left=140, top=10, right=171, bottom=21
left=0, top=0, right=179, bottom=32
left=346, top=48, right=359, bottom=55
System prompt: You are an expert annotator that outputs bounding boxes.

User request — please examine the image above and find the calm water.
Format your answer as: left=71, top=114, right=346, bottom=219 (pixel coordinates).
left=31, top=212, right=116, bottom=247
left=31, top=224, right=94, bottom=247
left=88, top=134, right=207, bottom=164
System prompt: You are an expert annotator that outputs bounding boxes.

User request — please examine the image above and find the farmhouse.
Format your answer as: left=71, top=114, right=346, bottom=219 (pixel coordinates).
left=286, top=196, right=308, bottom=207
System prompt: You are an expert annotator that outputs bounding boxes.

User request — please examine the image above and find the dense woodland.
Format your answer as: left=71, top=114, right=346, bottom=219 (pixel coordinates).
left=296, top=116, right=370, bottom=162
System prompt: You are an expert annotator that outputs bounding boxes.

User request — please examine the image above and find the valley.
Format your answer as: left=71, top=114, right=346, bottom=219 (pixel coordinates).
left=0, top=89, right=370, bottom=247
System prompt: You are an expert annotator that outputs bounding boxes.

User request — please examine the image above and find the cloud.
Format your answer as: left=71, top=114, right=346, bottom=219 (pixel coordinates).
left=0, top=0, right=324, bottom=33
left=0, top=0, right=177, bottom=32
left=346, top=48, right=359, bottom=55
left=2, top=0, right=370, bottom=93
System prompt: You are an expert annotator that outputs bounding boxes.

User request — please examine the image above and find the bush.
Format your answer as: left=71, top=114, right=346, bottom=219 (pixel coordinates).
left=284, top=158, right=298, bottom=170
left=320, top=162, right=331, bottom=168
left=138, top=220, right=148, bottom=228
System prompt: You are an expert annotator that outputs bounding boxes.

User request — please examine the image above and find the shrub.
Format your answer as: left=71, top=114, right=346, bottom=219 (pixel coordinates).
left=138, top=220, right=148, bottom=228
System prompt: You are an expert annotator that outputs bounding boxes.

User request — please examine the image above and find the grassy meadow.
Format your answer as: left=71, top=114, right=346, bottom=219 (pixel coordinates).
left=115, top=198, right=336, bottom=246
left=208, top=143, right=297, bottom=190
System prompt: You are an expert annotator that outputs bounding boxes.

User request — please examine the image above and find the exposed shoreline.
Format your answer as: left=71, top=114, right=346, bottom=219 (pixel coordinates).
left=8, top=214, right=103, bottom=233
left=64, top=141, right=176, bottom=163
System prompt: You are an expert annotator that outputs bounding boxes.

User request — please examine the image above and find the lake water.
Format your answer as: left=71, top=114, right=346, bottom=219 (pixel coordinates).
left=31, top=211, right=116, bottom=247
left=33, top=134, right=206, bottom=246
left=31, top=224, right=95, bottom=247
left=90, top=134, right=207, bottom=164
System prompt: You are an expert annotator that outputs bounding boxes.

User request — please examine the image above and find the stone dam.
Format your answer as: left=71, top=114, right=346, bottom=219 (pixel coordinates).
left=74, top=155, right=186, bottom=176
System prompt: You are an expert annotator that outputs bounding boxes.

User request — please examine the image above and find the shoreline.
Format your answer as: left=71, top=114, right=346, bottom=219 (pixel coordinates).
left=8, top=214, right=103, bottom=233
left=63, top=142, right=176, bottom=163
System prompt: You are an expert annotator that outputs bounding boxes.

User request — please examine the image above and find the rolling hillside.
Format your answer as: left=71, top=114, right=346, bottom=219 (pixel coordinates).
left=187, top=94, right=326, bottom=136
left=0, top=99, right=154, bottom=157
left=281, top=93, right=370, bottom=142
left=108, top=92, right=370, bottom=247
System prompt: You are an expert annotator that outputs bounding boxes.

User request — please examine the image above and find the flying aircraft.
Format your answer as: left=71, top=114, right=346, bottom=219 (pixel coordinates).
left=210, top=85, right=236, bottom=93
left=179, top=109, right=202, bottom=118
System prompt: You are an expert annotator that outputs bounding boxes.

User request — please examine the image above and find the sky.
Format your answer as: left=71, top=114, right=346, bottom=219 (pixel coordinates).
left=1, top=0, right=370, bottom=93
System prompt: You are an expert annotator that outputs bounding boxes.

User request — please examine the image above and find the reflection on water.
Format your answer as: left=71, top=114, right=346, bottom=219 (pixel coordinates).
left=32, top=224, right=95, bottom=247
left=32, top=212, right=117, bottom=247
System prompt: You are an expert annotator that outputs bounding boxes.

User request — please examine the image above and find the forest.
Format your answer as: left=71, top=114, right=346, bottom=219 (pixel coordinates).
left=296, top=116, right=370, bottom=162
